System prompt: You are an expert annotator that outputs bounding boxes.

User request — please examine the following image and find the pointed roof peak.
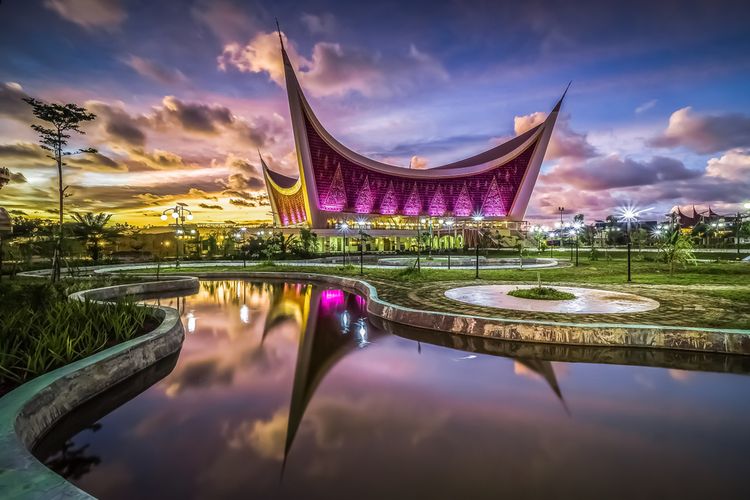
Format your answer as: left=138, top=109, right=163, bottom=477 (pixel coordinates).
left=552, top=81, right=572, bottom=113
left=275, top=18, right=284, bottom=50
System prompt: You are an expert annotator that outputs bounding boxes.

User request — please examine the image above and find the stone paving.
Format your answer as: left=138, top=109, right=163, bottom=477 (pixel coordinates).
left=367, top=278, right=750, bottom=330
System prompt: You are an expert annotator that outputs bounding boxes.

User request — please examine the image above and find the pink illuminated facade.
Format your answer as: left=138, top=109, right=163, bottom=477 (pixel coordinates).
left=262, top=41, right=566, bottom=231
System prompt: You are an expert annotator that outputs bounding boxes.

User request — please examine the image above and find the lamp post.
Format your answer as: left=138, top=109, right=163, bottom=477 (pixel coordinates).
left=356, top=218, right=368, bottom=276
left=737, top=202, right=750, bottom=256
left=445, top=219, right=454, bottom=269
left=418, top=218, right=427, bottom=270
left=235, top=227, right=248, bottom=267
left=472, top=213, right=484, bottom=279
left=618, top=204, right=647, bottom=282
left=338, top=222, right=350, bottom=266
left=572, top=222, right=582, bottom=267
left=161, top=203, right=193, bottom=268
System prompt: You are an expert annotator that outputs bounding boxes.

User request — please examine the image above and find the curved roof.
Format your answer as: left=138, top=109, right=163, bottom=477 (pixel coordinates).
left=281, top=47, right=554, bottom=180
left=264, top=164, right=299, bottom=190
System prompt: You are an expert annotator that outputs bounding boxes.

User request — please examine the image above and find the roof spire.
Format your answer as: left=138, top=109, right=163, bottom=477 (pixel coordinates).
left=275, top=18, right=284, bottom=50
left=552, top=81, right=572, bottom=113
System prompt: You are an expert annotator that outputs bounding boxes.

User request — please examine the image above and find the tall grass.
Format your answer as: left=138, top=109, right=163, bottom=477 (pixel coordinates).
left=0, top=280, right=152, bottom=389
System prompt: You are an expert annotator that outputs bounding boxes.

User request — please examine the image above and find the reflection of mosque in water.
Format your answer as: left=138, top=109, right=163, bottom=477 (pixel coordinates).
left=158, top=280, right=567, bottom=472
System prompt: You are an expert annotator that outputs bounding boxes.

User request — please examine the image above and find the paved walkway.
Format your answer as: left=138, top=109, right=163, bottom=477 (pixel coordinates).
left=444, top=285, right=660, bottom=314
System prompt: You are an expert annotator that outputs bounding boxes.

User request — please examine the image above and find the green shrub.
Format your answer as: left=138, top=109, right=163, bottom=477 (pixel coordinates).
left=0, top=285, right=152, bottom=389
left=508, top=287, right=575, bottom=300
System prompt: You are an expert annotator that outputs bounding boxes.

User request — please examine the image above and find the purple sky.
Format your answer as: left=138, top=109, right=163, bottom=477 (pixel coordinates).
left=1, top=0, right=749, bottom=224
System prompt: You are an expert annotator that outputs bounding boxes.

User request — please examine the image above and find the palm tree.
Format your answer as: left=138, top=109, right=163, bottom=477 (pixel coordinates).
left=70, top=212, right=116, bottom=263
left=660, top=229, right=695, bottom=276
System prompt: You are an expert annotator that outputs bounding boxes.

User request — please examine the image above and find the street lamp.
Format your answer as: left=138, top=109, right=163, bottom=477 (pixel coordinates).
left=472, top=213, right=484, bottom=279
left=338, top=221, right=350, bottom=266
left=572, top=222, right=583, bottom=266
left=161, top=203, right=193, bottom=268
left=618, top=204, right=649, bottom=282
left=737, top=202, right=750, bottom=256
left=444, top=219, right=454, bottom=269
left=356, top=218, right=368, bottom=276
left=417, top=217, right=427, bottom=271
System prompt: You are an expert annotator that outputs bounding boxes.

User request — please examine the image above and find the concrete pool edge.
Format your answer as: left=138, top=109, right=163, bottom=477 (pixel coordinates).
left=185, top=271, right=750, bottom=355
left=0, top=277, right=198, bottom=500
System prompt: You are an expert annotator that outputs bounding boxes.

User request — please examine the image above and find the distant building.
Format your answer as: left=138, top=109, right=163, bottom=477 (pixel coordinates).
left=668, top=205, right=732, bottom=229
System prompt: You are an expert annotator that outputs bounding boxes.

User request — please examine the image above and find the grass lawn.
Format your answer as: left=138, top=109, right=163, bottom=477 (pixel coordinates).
left=0, top=276, right=155, bottom=395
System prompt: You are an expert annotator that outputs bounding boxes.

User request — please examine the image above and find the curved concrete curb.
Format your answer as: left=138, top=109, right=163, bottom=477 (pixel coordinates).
left=0, top=277, right=198, bottom=499
left=186, top=271, right=750, bottom=356
left=17, top=256, right=566, bottom=278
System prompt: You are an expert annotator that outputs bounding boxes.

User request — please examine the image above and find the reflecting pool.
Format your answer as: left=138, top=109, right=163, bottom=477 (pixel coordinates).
left=35, top=280, right=750, bottom=499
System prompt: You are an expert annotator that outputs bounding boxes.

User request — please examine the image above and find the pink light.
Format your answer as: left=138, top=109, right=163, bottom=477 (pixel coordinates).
left=379, top=181, right=398, bottom=214
left=453, top=182, right=473, bottom=216
left=320, top=289, right=345, bottom=311
left=402, top=183, right=422, bottom=215
left=355, top=294, right=367, bottom=310
left=428, top=186, right=447, bottom=216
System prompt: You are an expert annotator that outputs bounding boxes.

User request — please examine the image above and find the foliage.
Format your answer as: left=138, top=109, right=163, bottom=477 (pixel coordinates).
left=23, top=97, right=97, bottom=282
left=70, top=212, right=118, bottom=262
left=294, top=228, right=318, bottom=257
left=629, top=228, right=648, bottom=251
left=508, top=287, right=576, bottom=300
left=659, top=229, right=696, bottom=276
left=0, top=280, right=151, bottom=389
left=589, top=246, right=601, bottom=261
left=271, top=231, right=297, bottom=258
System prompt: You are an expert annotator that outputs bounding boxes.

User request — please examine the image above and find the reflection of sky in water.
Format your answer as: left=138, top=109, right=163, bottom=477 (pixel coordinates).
left=38, top=281, right=750, bottom=500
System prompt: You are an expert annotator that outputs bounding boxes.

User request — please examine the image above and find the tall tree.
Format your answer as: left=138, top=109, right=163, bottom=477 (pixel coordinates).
left=70, top=212, right=117, bottom=263
left=23, top=98, right=97, bottom=281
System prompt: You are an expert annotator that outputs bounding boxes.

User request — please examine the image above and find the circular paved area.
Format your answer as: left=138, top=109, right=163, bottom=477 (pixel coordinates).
left=444, top=285, right=660, bottom=314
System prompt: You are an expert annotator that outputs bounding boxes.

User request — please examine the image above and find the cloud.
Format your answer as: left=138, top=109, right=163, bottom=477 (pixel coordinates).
left=152, top=96, right=232, bottom=134
left=540, top=154, right=701, bottom=190
left=190, top=0, right=258, bottom=44
left=86, top=101, right=147, bottom=147
left=218, top=31, right=448, bottom=97
left=188, top=187, right=218, bottom=200
left=10, top=172, right=28, bottom=184
left=530, top=148, right=750, bottom=219
left=124, top=55, right=187, bottom=85
left=635, top=99, right=657, bottom=114
left=67, top=151, right=124, bottom=171
left=705, top=148, right=750, bottom=182
left=514, top=112, right=597, bottom=159
left=126, top=148, right=184, bottom=169
left=148, top=96, right=281, bottom=149
left=0, top=142, right=47, bottom=163
left=44, top=0, right=127, bottom=30
left=301, top=13, right=336, bottom=35
left=409, top=155, right=429, bottom=169
left=223, top=172, right=264, bottom=191
left=648, top=107, right=750, bottom=154
left=229, top=198, right=256, bottom=208
left=226, top=410, right=287, bottom=461
left=0, top=82, right=31, bottom=121
left=198, top=203, right=223, bottom=210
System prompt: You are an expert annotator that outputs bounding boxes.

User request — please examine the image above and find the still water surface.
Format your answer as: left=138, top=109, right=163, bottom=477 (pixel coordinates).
left=35, top=280, right=750, bottom=499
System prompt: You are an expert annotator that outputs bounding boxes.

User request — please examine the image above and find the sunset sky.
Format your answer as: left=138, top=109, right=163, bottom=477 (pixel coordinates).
left=1, top=0, right=749, bottom=225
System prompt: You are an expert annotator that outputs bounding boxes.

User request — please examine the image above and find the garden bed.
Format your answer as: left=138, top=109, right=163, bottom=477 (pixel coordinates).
left=508, top=286, right=576, bottom=300
left=0, top=278, right=157, bottom=396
